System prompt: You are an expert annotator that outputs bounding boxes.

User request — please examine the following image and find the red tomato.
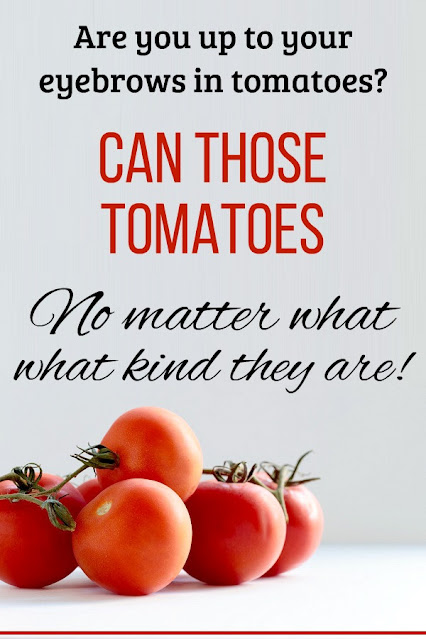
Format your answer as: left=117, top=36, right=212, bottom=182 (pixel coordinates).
left=72, top=478, right=192, bottom=596
left=0, top=473, right=85, bottom=588
left=258, top=473, right=324, bottom=576
left=184, top=481, right=286, bottom=585
left=78, top=478, right=102, bottom=503
left=97, top=407, right=203, bottom=502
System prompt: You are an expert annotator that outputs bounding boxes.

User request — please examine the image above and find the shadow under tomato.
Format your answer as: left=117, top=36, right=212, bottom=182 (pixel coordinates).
left=0, top=574, right=111, bottom=606
left=0, top=571, right=209, bottom=606
left=159, top=572, right=210, bottom=594
left=162, top=572, right=260, bottom=594
left=0, top=569, right=259, bottom=606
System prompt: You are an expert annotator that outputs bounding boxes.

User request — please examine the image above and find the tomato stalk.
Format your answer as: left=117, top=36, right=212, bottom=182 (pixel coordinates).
left=0, top=445, right=119, bottom=531
left=251, top=465, right=290, bottom=521
left=203, top=451, right=320, bottom=523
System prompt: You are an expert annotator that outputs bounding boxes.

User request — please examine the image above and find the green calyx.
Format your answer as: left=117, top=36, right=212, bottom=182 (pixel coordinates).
left=203, top=451, right=320, bottom=524
left=0, top=444, right=119, bottom=531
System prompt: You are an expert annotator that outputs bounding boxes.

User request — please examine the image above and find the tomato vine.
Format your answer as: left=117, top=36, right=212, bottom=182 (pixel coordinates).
left=0, top=445, right=119, bottom=531
left=203, top=451, right=320, bottom=522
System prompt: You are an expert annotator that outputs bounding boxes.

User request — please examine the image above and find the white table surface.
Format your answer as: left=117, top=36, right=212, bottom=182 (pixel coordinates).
left=0, top=545, right=425, bottom=634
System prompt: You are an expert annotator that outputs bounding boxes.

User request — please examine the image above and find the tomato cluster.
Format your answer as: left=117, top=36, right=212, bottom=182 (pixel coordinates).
left=0, top=406, right=323, bottom=595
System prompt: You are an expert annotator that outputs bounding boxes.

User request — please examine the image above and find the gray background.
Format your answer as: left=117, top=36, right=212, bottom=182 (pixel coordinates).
left=1, top=0, right=425, bottom=543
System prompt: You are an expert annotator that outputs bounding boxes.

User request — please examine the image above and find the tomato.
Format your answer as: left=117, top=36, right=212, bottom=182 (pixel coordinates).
left=72, top=478, right=192, bottom=596
left=257, top=473, right=324, bottom=576
left=184, top=481, right=286, bottom=585
left=0, top=473, right=85, bottom=588
left=97, top=406, right=203, bottom=502
left=78, top=478, right=102, bottom=503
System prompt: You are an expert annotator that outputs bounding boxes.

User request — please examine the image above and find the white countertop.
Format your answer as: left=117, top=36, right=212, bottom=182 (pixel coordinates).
left=0, top=545, right=425, bottom=634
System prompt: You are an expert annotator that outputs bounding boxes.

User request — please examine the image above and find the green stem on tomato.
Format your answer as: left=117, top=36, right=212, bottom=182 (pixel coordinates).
left=0, top=492, right=48, bottom=506
left=34, top=464, right=90, bottom=497
left=250, top=466, right=289, bottom=523
left=203, top=451, right=319, bottom=524
left=0, top=445, right=119, bottom=531
left=0, top=471, right=26, bottom=485
left=202, top=461, right=290, bottom=521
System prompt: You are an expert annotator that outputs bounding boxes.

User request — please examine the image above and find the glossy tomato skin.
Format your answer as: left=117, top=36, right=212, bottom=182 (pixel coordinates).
left=0, top=473, right=85, bottom=588
left=97, top=406, right=203, bottom=502
left=78, top=478, right=102, bottom=503
left=184, top=481, right=286, bottom=585
left=262, top=481, right=324, bottom=576
left=72, top=478, right=192, bottom=596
